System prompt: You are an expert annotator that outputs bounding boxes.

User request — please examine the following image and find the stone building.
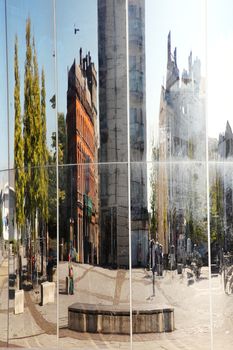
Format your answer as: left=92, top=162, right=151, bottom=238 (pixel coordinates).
left=218, top=121, right=233, bottom=158
left=98, top=0, right=148, bottom=267
left=157, top=32, right=206, bottom=260
left=217, top=121, right=233, bottom=251
left=66, top=49, right=99, bottom=264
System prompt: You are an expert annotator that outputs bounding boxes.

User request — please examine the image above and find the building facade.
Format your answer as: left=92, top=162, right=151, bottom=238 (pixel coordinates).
left=66, top=49, right=99, bottom=264
left=217, top=121, right=233, bottom=252
left=98, top=0, right=148, bottom=267
left=158, top=32, right=206, bottom=261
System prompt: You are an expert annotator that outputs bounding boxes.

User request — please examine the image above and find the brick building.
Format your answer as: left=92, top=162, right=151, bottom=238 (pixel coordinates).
left=66, top=49, right=99, bottom=264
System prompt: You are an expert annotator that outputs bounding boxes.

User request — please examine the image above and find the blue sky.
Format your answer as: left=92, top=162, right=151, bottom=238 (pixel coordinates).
left=0, top=0, right=97, bottom=170
left=146, top=0, right=206, bottom=152
left=146, top=0, right=233, bottom=144
left=0, top=0, right=7, bottom=170
left=1, top=0, right=233, bottom=172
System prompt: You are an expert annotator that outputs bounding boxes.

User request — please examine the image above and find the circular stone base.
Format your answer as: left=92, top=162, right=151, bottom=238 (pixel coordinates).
left=68, top=303, right=174, bottom=334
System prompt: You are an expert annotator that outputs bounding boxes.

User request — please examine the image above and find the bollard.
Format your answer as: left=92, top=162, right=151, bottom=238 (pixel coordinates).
left=15, top=290, right=24, bottom=314
left=41, top=281, right=55, bottom=306
left=66, top=276, right=70, bottom=294
left=177, top=263, right=183, bottom=274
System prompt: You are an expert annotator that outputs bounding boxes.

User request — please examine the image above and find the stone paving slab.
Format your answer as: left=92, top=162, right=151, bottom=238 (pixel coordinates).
left=1, top=261, right=233, bottom=348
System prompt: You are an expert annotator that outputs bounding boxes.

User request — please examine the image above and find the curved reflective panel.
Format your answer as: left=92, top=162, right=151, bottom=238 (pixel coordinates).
left=0, top=0, right=8, bottom=172
left=58, top=163, right=130, bottom=349
left=56, top=0, right=98, bottom=167
left=131, top=161, right=211, bottom=349
left=7, top=165, right=57, bottom=348
left=209, top=163, right=233, bottom=349
left=144, top=0, right=206, bottom=165
left=0, top=1, right=10, bottom=346
left=5, top=0, right=58, bottom=346
left=130, top=1, right=210, bottom=349
left=2, top=1, right=233, bottom=349
left=0, top=169, right=9, bottom=347
left=208, top=2, right=233, bottom=349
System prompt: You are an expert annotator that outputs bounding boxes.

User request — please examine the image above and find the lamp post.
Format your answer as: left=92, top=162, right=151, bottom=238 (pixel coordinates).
left=69, top=218, right=74, bottom=260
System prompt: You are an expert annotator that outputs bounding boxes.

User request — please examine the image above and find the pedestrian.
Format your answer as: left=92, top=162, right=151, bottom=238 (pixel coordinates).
left=69, top=264, right=74, bottom=295
left=47, top=256, right=53, bottom=282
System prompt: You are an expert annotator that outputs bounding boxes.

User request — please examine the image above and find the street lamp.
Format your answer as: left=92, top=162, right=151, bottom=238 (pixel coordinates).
left=69, top=218, right=74, bottom=261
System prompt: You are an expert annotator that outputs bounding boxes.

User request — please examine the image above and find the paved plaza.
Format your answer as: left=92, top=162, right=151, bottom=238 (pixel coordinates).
left=0, top=256, right=233, bottom=349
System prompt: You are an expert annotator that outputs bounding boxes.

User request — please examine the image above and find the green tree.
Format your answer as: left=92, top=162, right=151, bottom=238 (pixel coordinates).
left=210, top=170, right=224, bottom=245
left=23, top=18, right=49, bottom=279
left=185, top=209, right=207, bottom=246
left=23, top=18, right=34, bottom=236
left=31, top=37, right=42, bottom=237
left=39, top=68, right=49, bottom=222
left=51, top=112, right=67, bottom=164
left=48, top=113, right=67, bottom=239
left=14, top=35, right=25, bottom=230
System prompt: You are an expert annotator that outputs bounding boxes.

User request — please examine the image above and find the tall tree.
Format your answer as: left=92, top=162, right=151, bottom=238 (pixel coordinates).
left=23, top=18, right=35, bottom=281
left=14, top=35, right=25, bottom=230
left=23, top=18, right=34, bottom=235
left=40, top=68, right=49, bottom=222
left=39, top=68, right=49, bottom=274
left=48, top=113, right=67, bottom=238
left=31, top=37, right=42, bottom=233
left=210, top=170, right=224, bottom=245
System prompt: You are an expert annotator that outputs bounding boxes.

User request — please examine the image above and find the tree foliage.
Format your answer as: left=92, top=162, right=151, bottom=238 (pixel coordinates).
left=185, top=210, right=207, bottom=245
left=13, top=17, right=49, bottom=243
left=48, top=113, right=67, bottom=237
left=210, top=170, right=224, bottom=245
left=14, top=35, right=25, bottom=229
left=39, top=68, right=49, bottom=222
left=23, top=18, right=35, bottom=234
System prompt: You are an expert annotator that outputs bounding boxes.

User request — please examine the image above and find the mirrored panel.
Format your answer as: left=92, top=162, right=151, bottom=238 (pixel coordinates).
left=56, top=0, right=130, bottom=166
left=5, top=0, right=56, bottom=170
left=138, top=0, right=206, bottom=165
left=0, top=170, right=9, bottom=347
left=0, top=0, right=8, bottom=171
left=56, top=0, right=98, bottom=168
left=58, top=163, right=130, bottom=349
left=209, top=163, right=233, bottom=349
left=98, top=0, right=129, bottom=164
left=7, top=165, right=57, bottom=348
left=5, top=1, right=58, bottom=346
left=131, top=161, right=211, bottom=349
left=208, top=1, right=233, bottom=161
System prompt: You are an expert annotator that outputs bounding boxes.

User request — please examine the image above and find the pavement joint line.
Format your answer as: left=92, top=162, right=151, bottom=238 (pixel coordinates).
left=113, top=270, right=127, bottom=305
left=24, top=290, right=57, bottom=335
left=71, top=263, right=122, bottom=281
left=9, top=331, right=45, bottom=341
left=74, top=265, right=95, bottom=285
left=74, top=288, right=113, bottom=302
